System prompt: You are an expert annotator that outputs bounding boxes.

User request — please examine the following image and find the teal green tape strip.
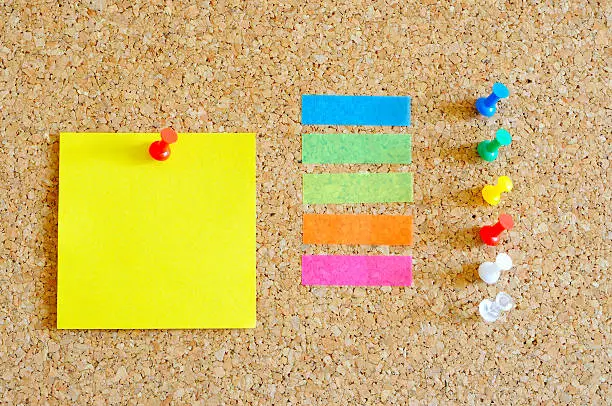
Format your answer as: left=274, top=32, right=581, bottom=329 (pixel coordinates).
left=303, top=173, right=413, bottom=204
left=302, top=134, right=412, bottom=164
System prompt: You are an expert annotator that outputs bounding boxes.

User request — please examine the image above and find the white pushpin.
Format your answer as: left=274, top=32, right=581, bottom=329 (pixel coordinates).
left=478, top=253, right=513, bottom=284
left=479, top=292, right=514, bottom=322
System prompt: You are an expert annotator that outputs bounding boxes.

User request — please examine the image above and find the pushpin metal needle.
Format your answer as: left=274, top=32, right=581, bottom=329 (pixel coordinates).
left=149, top=128, right=178, bottom=161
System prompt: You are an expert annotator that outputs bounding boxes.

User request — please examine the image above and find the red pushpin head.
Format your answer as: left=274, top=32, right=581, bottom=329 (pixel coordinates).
left=149, top=128, right=178, bottom=161
left=480, top=213, right=514, bottom=246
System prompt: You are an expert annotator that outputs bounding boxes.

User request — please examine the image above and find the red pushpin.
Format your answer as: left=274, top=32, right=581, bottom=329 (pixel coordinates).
left=149, top=128, right=178, bottom=161
left=480, top=214, right=514, bottom=246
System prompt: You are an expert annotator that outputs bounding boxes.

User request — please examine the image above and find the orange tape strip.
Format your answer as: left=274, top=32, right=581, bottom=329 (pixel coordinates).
left=303, top=214, right=413, bottom=246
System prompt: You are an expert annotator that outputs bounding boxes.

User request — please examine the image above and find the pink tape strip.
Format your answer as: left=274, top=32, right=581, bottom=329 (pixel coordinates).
left=302, top=255, right=413, bottom=286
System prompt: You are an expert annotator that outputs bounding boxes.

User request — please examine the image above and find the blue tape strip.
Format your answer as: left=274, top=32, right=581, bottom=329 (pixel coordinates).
left=301, top=95, right=411, bottom=126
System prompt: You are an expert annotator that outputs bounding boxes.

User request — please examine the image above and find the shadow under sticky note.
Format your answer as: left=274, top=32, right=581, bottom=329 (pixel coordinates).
left=301, top=95, right=411, bottom=126
left=57, top=132, right=256, bottom=329
left=302, top=134, right=412, bottom=164
left=303, top=213, right=413, bottom=245
left=302, top=255, right=413, bottom=286
left=302, top=172, right=413, bottom=204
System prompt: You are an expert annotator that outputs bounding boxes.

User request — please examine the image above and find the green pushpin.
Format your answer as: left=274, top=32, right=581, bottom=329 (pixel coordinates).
left=477, top=129, right=512, bottom=162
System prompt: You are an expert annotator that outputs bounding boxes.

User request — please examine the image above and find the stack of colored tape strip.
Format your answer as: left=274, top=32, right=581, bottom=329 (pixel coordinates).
left=301, top=95, right=413, bottom=287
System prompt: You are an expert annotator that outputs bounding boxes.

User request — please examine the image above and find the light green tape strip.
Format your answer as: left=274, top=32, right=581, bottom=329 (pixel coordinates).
left=303, top=173, right=413, bottom=204
left=302, top=134, right=412, bottom=164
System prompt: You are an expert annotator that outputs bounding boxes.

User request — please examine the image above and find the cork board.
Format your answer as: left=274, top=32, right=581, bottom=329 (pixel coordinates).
left=0, top=1, right=609, bottom=404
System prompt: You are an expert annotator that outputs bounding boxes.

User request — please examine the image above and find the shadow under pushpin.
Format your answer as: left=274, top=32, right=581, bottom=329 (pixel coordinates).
left=440, top=99, right=479, bottom=120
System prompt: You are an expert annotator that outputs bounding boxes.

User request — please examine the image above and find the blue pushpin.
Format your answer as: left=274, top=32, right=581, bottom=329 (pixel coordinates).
left=477, top=129, right=512, bottom=161
left=475, top=82, right=509, bottom=117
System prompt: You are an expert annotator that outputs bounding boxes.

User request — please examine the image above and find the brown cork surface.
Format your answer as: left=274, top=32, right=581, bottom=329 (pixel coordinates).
left=0, top=1, right=609, bottom=404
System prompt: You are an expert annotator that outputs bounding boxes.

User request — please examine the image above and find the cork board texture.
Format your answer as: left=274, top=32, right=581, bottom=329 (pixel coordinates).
left=0, top=1, right=609, bottom=404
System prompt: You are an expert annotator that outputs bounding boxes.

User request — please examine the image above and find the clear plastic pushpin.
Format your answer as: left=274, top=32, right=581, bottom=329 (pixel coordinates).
left=479, top=292, right=514, bottom=322
left=478, top=253, right=513, bottom=284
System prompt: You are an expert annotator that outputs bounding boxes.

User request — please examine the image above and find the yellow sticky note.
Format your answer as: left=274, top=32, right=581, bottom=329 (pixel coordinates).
left=58, top=133, right=256, bottom=329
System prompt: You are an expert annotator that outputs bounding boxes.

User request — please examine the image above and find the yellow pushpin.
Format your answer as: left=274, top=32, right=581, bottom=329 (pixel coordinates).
left=482, top=176, right=513, bottom=206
